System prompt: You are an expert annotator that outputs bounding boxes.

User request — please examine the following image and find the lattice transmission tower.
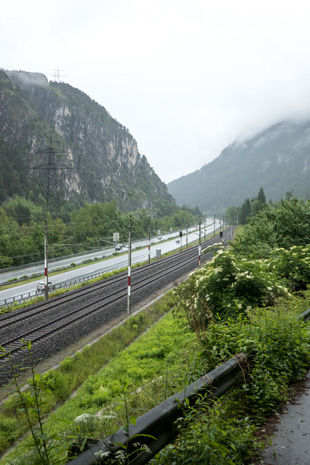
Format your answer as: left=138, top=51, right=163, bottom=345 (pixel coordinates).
left=32, top=145, right=72, bottom=299
left=51, top=68, right=65, bottom=82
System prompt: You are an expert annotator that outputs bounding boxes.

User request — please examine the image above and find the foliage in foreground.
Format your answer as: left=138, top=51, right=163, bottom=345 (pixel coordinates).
left=0, top=341, right=66, bottom=465
left=154, top=300, right=310, bottom=464
left=164, top=199, right=310, bottom=464
left=3, top=292, right=310, bottom=465
left=153, top=400, right=259, bottom=465
left=0, top=292, right=177, bottom=458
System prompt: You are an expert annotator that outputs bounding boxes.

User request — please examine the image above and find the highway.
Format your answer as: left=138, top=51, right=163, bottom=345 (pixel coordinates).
left=0, top=220, right=220, bottom=305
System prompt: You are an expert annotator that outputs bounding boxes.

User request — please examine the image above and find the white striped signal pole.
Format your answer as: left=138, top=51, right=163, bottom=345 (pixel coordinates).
left=127, top=215, right=132, bottom=314
left=44, top=219, right=48, bottom=300
left=148, top=218, right=151, bottom=265
left=186, top=223, right=188, bottom=249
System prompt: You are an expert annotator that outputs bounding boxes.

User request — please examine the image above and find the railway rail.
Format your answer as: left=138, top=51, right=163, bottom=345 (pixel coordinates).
left=0, top=231, right=230, bottom=386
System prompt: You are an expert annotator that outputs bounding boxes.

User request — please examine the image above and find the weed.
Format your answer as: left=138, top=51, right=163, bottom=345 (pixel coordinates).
left=0, top=340, right=70, bottom=464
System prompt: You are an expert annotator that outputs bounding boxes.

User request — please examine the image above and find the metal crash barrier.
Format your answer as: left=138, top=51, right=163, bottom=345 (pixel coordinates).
left=67, top=353, right=249, bottom=464
left=67, top=308, right=310, bottom=464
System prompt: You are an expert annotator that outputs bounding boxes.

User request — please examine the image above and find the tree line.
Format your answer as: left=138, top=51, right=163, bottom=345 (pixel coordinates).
left=0, top=196, right=202, bottom=269
left=225, top=186, right=267, bottom=225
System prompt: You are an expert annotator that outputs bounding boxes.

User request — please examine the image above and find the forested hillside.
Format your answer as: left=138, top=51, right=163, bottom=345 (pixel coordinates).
left=168, top=120, right=310, bottom=213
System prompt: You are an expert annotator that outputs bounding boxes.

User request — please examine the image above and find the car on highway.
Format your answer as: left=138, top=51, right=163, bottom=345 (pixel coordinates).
left=37, top=281, right=55, bottom=292
left=158, top=236, right=162, bottom=240
left=115, top=244, right=122, bottom=251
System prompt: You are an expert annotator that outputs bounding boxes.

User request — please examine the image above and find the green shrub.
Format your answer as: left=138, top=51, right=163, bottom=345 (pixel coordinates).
left=0, top=416, right=18, bottom=452
left=200, top=308, right=310, bottom=420
left=153, top=400, right=259, bottom=465
left=269, top=244, right=310, bottom=291
left=59, top=356, right=74, bottom=372
left=41, top=370, right=71, bottom=402
left=175, top=249, right=290, bottom=334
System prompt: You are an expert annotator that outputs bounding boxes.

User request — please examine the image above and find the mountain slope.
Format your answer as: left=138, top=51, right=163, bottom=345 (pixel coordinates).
left=167, top=120, right=310, bottom=212
left=0, top=70, right=175, bottom=214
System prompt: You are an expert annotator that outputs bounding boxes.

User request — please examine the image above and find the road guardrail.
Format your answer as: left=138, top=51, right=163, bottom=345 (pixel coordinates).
left=67, top=353, right=249, bottom=464
left=67, top=307, right=310, bottom=464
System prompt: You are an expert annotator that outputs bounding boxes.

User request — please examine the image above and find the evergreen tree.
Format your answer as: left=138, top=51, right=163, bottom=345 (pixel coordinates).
left=257, top=187, right=266, bottom=204
left=239, top=198, right=251, bottom=224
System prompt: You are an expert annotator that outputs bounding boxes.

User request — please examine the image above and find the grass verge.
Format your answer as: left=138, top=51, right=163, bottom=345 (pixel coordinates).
left=0, top=290, right=178, bottom=461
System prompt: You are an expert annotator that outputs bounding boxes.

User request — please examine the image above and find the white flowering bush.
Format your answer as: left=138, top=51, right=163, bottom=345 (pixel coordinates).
left=74, top=413, right=99, bottom=435
left=175, top=249, right=290, bottom=334
left=93, top=442, right=151, bottom=465
left=269, top=244, right=310, bottom=291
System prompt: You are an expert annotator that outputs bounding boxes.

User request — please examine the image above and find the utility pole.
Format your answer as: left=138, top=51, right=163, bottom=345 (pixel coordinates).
left=127, top=215, right=132, bottom=314
left=32, top=144, right=70, bottom=300
left=148, top=218, right=151, bottom=265
left=198, top=221, right=201, bottom=266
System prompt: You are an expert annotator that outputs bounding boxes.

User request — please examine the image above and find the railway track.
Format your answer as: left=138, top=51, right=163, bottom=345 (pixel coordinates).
left=0, top=232, right=229, bottom=386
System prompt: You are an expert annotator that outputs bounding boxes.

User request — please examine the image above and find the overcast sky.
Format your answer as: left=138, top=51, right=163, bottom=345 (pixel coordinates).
left=2, top=0, right=310, bottom=183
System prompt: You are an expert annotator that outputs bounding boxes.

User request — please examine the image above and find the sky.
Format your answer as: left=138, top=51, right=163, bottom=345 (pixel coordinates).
left=2, top=0, right=310, bottom=183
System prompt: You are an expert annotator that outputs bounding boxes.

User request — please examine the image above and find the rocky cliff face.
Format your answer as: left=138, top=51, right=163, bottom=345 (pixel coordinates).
left=0, top=70, right=175, bottom=213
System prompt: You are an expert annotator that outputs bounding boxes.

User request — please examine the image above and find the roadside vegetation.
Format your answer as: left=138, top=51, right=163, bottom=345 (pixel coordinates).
left=1, top=196, right=310, bottom=464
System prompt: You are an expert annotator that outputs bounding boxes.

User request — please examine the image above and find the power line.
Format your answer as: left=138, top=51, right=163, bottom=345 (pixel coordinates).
left=0, top=216, right=121, bottom=231
left=0, top=216, right=137, bottom=233
left=0, top=240, right=112, bottom=262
